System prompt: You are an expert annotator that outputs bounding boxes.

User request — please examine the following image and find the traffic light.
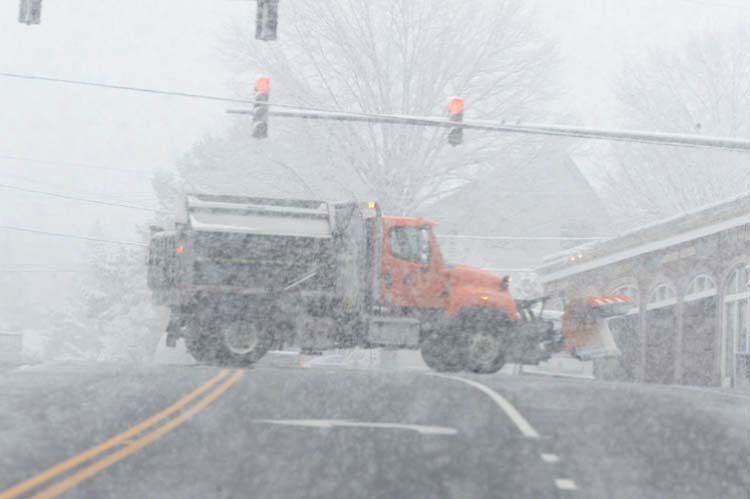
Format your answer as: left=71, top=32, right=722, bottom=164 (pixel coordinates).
left=448, top=97, right=464, bottom=146
left=252, top=77, right=271, bottom=139
left=255, top=0, right=279, bottom=41
left=18, top=0, right=42, bottom=24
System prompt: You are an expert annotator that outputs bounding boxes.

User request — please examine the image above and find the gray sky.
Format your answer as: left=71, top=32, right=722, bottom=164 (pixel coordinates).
left=1, top=0, right=749, bottom=242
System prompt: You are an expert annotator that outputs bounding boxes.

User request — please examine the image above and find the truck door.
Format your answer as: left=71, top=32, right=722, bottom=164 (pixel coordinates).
left=382, top=224, right=446, bottom=309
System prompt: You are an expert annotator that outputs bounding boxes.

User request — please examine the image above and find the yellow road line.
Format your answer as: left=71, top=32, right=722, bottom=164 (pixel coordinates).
left=32, top=369, right=245, bottom=499
left=0, top=368, right=231, bottom=499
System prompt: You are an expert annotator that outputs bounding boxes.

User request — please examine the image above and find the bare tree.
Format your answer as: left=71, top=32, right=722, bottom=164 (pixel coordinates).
left=598, top=28, right=750, bottom=228
left=176, top=0, right=558, bottom=213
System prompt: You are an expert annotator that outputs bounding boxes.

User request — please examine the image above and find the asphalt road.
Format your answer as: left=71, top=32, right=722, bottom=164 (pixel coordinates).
left=2, top=355, right=750, bottom=499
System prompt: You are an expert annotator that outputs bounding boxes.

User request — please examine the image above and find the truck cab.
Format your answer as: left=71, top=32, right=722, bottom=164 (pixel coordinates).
left=379, top=216, right=518, bottom=321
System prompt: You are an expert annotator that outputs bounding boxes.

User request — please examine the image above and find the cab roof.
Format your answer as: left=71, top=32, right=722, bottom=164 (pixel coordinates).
left=382, top=215, right=436, bottom=227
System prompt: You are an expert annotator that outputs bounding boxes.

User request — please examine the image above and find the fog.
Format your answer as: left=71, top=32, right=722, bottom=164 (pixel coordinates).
left=0, top=0, right=748, bottom=358
left=3, top=2, right=750, bottom=498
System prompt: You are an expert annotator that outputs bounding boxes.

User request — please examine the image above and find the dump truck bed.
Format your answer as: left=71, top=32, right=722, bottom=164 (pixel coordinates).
left=149, top=194, right=370, bottom=312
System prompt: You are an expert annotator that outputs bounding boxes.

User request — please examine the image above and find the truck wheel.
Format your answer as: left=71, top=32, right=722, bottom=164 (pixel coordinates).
left=459, top=308, right=509, bottom=374
left=465, top=331, right=506, bottom=373
left=420, top=329, right=464, bottom=372
left=215, top=320, right=273, bottom=366
left=185, top=332, right=220, bottom=364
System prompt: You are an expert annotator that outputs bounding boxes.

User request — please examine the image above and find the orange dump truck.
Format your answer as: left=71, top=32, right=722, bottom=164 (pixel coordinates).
left=148, top=194, right=627, bottom=372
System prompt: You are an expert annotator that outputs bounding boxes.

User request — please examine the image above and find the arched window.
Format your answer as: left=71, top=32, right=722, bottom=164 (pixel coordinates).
left=725, top=266, right=750, bottom=356
left=647, top=283, right=677, bottom=311
left=726, top=265, right=750, bottom=297
left=685, top=274, right=716, bottom=301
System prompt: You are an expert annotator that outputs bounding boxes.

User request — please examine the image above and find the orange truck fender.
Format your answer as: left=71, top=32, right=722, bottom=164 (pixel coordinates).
left=442, top=265, right=519, bottom=320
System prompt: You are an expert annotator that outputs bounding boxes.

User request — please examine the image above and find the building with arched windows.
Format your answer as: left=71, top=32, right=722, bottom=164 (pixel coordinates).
left=537, top=193, right=750, bottom=389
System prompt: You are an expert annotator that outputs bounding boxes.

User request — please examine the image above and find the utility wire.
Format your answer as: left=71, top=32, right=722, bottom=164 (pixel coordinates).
left=0, top=182, right=163, bottom=213
left=0, top=71, right=334, bottom=113
left=0, top=226, right=147, bottom=246
left=0, top=154, right=151, bottom=175
left=0, top=269, right=84, bottom=273
left=437, top=234, right=606, bottom=241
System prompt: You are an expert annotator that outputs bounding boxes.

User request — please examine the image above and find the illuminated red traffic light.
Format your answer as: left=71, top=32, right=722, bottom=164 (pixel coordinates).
left=448, top=97, right=464, bottom=146
left=449, top=97, right=464, bottom=114
left=256, top=77, right=271, bottom=94
left=253, top=77, right=271, bottom=139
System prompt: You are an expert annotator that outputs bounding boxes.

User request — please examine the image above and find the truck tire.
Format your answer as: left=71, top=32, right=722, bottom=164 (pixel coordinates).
left=457, top=308, right=509, bottom=374
left=185, top=319, right=273, bottom=367
left=215, top=320, right=274, bottom=366
left=420, top=328, right=464, bottom=372
left=185, top=332, right=220, bottom=364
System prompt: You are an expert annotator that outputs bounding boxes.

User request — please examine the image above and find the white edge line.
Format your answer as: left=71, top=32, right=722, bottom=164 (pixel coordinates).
left=555, top=478, right=578, bottom=491
left=253, top=419, right=458, bottom=436
left=429, top=373, right=540, bottom=439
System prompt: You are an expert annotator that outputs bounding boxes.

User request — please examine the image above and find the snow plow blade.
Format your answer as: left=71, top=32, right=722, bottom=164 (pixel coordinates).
left=563, top=295, right=632, bottom=360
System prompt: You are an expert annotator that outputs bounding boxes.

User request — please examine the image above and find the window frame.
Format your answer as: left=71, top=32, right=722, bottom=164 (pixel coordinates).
left=725, top=267, right=750, bottom=355
left=647, top=283, right=677, bottom=311
left=388, top=225, right=431, bottom=265
left=685, top=274, right=717, bottom=302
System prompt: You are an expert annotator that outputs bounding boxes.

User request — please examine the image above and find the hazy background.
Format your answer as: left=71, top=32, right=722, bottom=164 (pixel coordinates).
left=1, top=0, right=749, bottom=347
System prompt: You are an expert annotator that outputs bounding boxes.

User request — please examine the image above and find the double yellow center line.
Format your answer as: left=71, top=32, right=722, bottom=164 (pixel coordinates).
left=0, top=368, right=244, bottom=499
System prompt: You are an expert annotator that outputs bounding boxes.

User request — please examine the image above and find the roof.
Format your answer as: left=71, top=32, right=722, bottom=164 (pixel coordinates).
left=382, top=215, right=435, bottom=227
left=421, top=144, right=611, bottom=270
left=538, top=191, right=750, bottom=282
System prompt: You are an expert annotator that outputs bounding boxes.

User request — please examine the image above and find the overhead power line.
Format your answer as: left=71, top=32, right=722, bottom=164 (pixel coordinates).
left=482, top=267, right=535, bottom=273
left=0, top=71, right=332, bottom=112
left=0, top=269, right=84, bottom=273
left=0, top=182, right=163, bottom=213
left=0, top=226, right=147, bottom=246
left=0, top=72, right=250, bottom=105
left=437, top=234, right=607, bottom=241
left=0, top=155, right=151, bottom=175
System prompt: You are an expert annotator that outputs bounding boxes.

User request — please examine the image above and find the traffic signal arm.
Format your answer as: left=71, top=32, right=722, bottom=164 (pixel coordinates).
left=243, top=108, right=750, bottom=151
